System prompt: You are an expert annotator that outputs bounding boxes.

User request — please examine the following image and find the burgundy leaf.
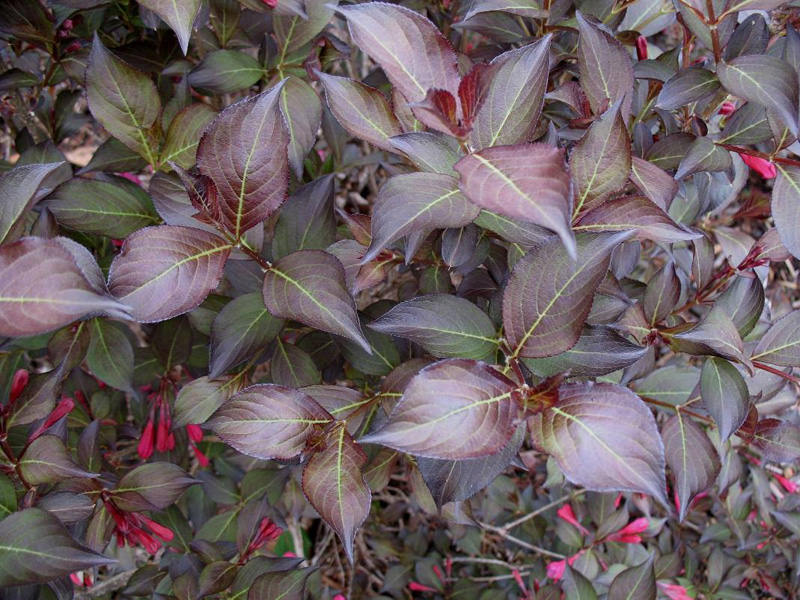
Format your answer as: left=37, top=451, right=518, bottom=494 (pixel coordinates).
left=455, top=144, right=575, bottom=257
left=630, top=156, right=678, bottom=210
left=249, top=567, right=317, bottom=600
left=361, top=359, right=521, bottom=460
left=752, top=310, right=800, bottom=367
left=752, top=419, right=800, bottom=463
left=643, top=262, right=681, bottom=326
left=138, top=0, right=201, bottom=54
left=388, top=132, right=462, bottom=175
left=530, top=382, right=668, bottom=506
left=112, top=463, right=198, bottom=512
left=772, top=164, right=800, bottom=260
left=503, top=231, right=632, bottom=359
left=700, top=357, right=751, bottom=442
left=302, top=421, right=371, bottom=562
left=207, top=384, right=333, bottom=460
left=262, top=250, right=370, bottom=352
left=19, top=435, right=98, bottom=485
left=0, top=162, right=65, bottom=244
left=108, top=225, right=232, bottom=323
left=196, top=83, right=289, bottom=239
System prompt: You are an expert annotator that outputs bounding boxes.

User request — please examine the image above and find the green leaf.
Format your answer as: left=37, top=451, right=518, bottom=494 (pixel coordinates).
left=174, top=374, right=244, bottom=427
left=272, top=175, right=336, bottom=259
left=112, top=463, right=198, bottom=512
left=160, top=103, right=216, bottom=169
left=280, top=76, right=322, bottom=178
left=19, top=435, right=97, bottom=485
left=608, top=558, right=656, bottom=600
left=274, top=0, right=337, bottom=58
left=0, top=508, right=115, bottom=587
left=0, top=162, right=65, bottom=244
left=700, top=357, right=750, bottom=442
left=248, top=567, right=317, bottom=600
left=87, top=318, right=134, bottom=392
left=188, top=50, right=264, bottom=94
left=0, top=473, right=16, bottom=520
left=86, top=35, right=161, bottom=164
left=271, top=338, right=321, bottom=388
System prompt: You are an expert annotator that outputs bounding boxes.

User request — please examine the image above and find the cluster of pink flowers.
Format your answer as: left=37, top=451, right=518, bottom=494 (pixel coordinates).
left=137, top=390, right=208, bottom=466
left=238, top=517, right=283, bottom=563
left=103, top=495, right=174, bottom=554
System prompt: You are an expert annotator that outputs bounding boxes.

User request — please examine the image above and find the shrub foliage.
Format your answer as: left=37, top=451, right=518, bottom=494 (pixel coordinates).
left=1, top=0, right=800, bottom=598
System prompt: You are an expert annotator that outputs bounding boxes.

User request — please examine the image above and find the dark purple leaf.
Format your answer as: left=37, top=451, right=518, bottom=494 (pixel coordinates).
left=263, top=250, right=370, bottom=352
left=752, top=310, right=800, bottom=367
left=280, top=76, right=323, bottom=178
left=753, top=419, right=800, bottom=463
left=455, top=144, right=575, bottom=257
left=138, top=0, right=201, bottom=54
left=716, top=275, right=764, bottom=337
left=86, top=318, right=134, bottom=392
left=503, top=231, right=632, bottom=359
left=656, top=68, right=720, bottom=110
left=772, top=164, right=800, bottom=260
left=630, top=156, right=678, bottom=210
left=674, top=137, right=732, bottom=180
left=207, top=384, right=333, bottom=460
left=302, top=421, right=371, bottom=562
left=173, top=375, right=243, bottom=427
left=389, top=132, right=462, bottom=176
left=608, top=558, right=656, bottom=600
left=643, top=262, right=681, bottom=326
left=0, top=162, right=65, bottom=244
left=19, top=435, right=97, bottom=485
left=248, top=567, right=317, bottom=600
left=700, top=357, right=750, bottom=441
left=108, top=225, right=232, bottom=323
left=271, top=175, right=336, bottom=259
left=112, top=463, right=198, bottom=512
left=160, top=103, right=216, bottom=169
left=361, top=359, right=521, bottom=460
left=666, top=307, right=750, bottom=369
left=271, top=339, right=321, bottom=388
left=530, top=382, right=668, bottom=506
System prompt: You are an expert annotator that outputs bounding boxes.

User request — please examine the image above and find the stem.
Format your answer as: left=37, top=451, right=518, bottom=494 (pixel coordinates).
left=640, top=395, right=714, bottom=424
left=718, top=143, right=800, bottom=168
left=752, top=361, right=800, bottom=385
left=500, top=490, right=587, bottom=532
left=704, top=0, right=721, bottom=61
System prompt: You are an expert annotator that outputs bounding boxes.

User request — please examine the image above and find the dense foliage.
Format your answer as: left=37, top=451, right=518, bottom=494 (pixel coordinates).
left=1, top=0, right=800, bottom=598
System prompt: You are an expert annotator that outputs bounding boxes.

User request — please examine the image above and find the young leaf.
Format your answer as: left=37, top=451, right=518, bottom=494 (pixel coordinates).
left=470, top=35, right=551, bottom=150
left=574, top=195, right=701, bottom=243
left=263, top=250, right=370, bottom=352
left=662, top=413, right=721, bottom=521
left=44, top=176, right=160, bottom=238
left=302, top=422, right=371, bottom=562
left=700, top=357, right=750, bottom=442
left=0, top=237, right=128, bottom=337
left=19, top=435, right=97, bottom=485
left=576, top=11, right=634, bottom=116
left=455, top=144, right=575, bottom=257
left=503, top=231, right=632, bottom=358
left=317, top=72, right=403, bottom=152
left=138, top=0, right=201, bottom=54
left=363, top=173, right=479, bottom=263
left=752, top=310, right=800, bottom=366
left=271, top=175, right=336, bottom=260
left=772, top=164, right=800, bottom=260
left=112, top=463, right=198, bottom=512
left=207, top=384, right=333, bottom=460
left=196, top=83, right=289, bottom=239
left=0, top=508, right=115, bottom=587
left=717, top=55, right=800, bottom=136
left=530, top=382, right=668, bottom=506
left=361, top=359, right=520, bottom=460
left=570, top=101, right=631, bottom=215
left=86, top=35, right=161, bottom=164
left=369, top=294, right=498, bottom=359
left=0, top=162, right=65, bottom=244
left=108, top=225, right=232, bottom=323
left=209, top=293, right=283, bottom=379
left=339, top=2, right=460, bottom=130
left=87, top=318, right=134, bottom=392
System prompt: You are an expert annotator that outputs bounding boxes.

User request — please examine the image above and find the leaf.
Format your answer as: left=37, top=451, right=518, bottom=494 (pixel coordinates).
left=662, top=413, right=721, bottom=521
left=772, top=164, right=800, bottom=260
left=339, top=2, right=460, bottom=130
left=19, top=435, right=97, bottom=485
left=753, top=419, right=800, bottom=463
left=0, top=162, right=65, bottom=244
left=302, top=422, right=370, bottom=562
left=160, top=103, right=216, bottom=169
left=363, top=173, right=479, bottom=263
left=45, top=176, right=160, bottom=238
left=80, top=137, right=148, bottom=174
left=263, top=250, right=370, bottom=352
left=0, top=237, right=128, bottom=337
left=280, top=76, right=323, bottom=178
left=188, top=50, right=264, bottom=94
left=417, top=422, right=525, bottom=508
left=248, top=567, right=317, bottom=600
left=174, top=375, right=243, bottom=427
left=0, top=473, right=16, bottom=520
left=644, top=132, right=695, bottom=170
left=108, top=225, right=232, bottom=323
left=455, top=144, right=575, bottom=257
left=503, top=231, right=632, bottom=358
left=207, top=384, right=333, bottom=460
left=674, top=137, right=732, bottom=180
left=86, top=35, right=160, bottom=164
left=0, top=0, right=52, bottom=47
left=700, top=357, right=750, bottom=442
left=112, top=463, right=198, bottom=512
left=564, top=565, right=599, bottom=600
left=470, top=34, right=551, bottom=150
left=666, top=308, right=750, bottom=369
left=138, top=0, right=200, bottom=54
left=608, top=558, right=657, bottom=600
left=317, top=72, right=403, bottom=152
left=522, top=325, right=647, bottom=378
left=575, top=195, right=700, bottom=244
left=717, top=55, right=799, bottom=136
left=656, top=68, right=720, bottom=110
left=576, top=11, right=634, bottom=116
left=0, top=508, right=115, bottom=587
left=272, top=175, right=335, bottom=260
left=271, top=339, right=321, bottom=388
left=473, top=210, right=549, bottom=247
left=752, top=310, right=800, bottom=366
left=389, top=132, right=462, bottom=175
left=571, top=101, right=631, bottom=215
left=361, top=359, right=520, bottom=460
left=274, top=0, right=337, bottom=57
left=209, top=293, right=283, bottom=379
left=196, top=83, right=289, bottom=239
left=643, top=262, right=681, bottom=326
left=716, top=275, right=764, bottom=337
left=87, top=318, right=134, bottom=392
left=463, top=0, right=547, bottom=20
left=530, top=382, right=668, bottom=506
left=630, top=157, right=678, bottom=210
left=369, top=294, right=498, bottom=359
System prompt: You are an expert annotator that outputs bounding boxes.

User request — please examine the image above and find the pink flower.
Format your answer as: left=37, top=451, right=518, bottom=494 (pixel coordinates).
left=739, top=153, right=777, bottom=179
left=547, top=551, right=583, bottom=581
left=606, top=517, right=649, bottom=543
left=9, top=369, right=28, bottom=404
left=719, top=102, right=736, bottom=116
left=556, top=504, right=590, bottom=535
left=775, top=474, right=798, bottom=493
left=30, top=397, right=75, bottom=440
left=636, top=36, right=648, bottom=60
left=118, top=172, right=142, bottom=186
left=186, top=423, right=203, bottom=443
left=138, top=418, right=155, bottom=459
left=333, top=596, right=346, bottom=600
left=408, top=581, right=437, bottom=592
left=659, top=583, right=693, bottom=600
